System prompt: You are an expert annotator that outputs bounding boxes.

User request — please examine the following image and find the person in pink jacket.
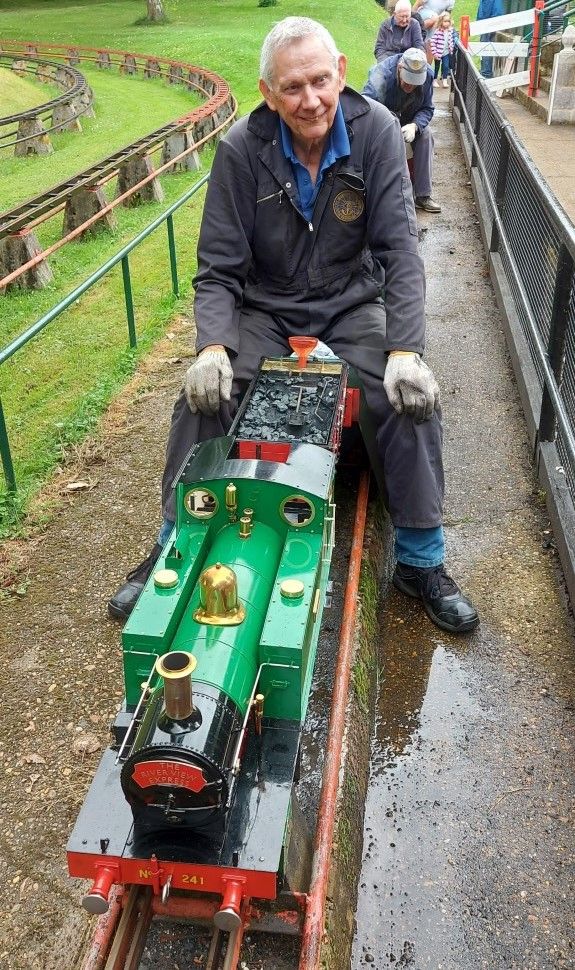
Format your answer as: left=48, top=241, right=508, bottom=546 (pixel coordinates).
left=430, top=12, right=456, bottom=87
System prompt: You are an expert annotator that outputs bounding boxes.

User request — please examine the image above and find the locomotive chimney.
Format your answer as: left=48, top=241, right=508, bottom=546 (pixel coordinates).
left=155, top=651, right=197, bottom=721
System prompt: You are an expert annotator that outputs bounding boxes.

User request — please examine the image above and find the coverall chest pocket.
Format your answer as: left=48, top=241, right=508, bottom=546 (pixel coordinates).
left=320, top=186, right=367, bottom=263
left=254, top=184, right=298, bottom=278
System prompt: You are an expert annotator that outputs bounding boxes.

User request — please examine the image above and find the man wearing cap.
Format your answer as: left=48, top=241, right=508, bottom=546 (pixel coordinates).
left=108, top=17, right=478, bottom=635
left=362, top=47, right=441, bottom=213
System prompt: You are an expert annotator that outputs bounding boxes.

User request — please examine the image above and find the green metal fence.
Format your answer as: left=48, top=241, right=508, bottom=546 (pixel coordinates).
left=503, top=0, right=574, bottom=38
left=0, top=172, right=210, bottom=495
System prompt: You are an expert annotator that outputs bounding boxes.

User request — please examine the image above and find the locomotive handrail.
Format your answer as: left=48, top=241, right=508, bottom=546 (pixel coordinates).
left=0, top=171, right=210, bottom=495
left=115, top=663, right=159, bottom=763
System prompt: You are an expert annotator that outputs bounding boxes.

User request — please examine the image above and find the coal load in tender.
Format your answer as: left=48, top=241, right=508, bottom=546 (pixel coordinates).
left=235, top=372, right=341, bottom=445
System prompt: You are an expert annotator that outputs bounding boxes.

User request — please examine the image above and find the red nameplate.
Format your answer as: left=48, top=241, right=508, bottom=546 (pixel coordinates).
left=132, top=760, right=207, bottom=792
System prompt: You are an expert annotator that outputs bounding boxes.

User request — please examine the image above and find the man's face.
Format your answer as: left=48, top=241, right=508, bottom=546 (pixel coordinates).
left=397, top=64, right=417, bottom=93
left=394, top=7, right=411, bottom=27
left=259, top=36, right=347, bottom=150
left=399, top=77, right=416, bottom=92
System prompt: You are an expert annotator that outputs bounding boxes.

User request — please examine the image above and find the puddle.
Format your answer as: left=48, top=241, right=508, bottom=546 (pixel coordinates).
left=352, top=633, right=496, bottom=969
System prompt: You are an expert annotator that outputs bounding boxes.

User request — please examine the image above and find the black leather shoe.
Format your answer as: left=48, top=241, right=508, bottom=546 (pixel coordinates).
left=415, top=196, right=442, bottom=213
left=393, top=562, right=479, bottom=633
left=108, top=542, right=163, bottom=621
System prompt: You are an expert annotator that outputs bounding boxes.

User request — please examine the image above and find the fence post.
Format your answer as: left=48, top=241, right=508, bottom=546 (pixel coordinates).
left=459, top=46, right=469, bottom=114
left=0, top=395, right=16, bottom=493
left=166, top=214, right=179, bottom=297
left=460, top=15, right=470, bottom=48
left=538, top=243, right=574, bottom=443
left=489, top=127, right=511, bottom=252
left=121, top=255, right=137, bottom=348
left=471, top=82, right=483, bottom=168
left=528, top=0, right=546, bottom=96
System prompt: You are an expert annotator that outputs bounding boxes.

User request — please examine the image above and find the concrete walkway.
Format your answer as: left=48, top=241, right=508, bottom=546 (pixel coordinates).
left=351, top=86, right=575, bottom=969
left=494, top=92, right=575, bottom=224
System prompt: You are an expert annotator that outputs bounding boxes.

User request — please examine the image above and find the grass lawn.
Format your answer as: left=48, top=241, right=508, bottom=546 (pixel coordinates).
left=0, top=0, right=477, bottom=533
left=0, top=66, right=60, bottom=115
left=0, top=65, right=200, bottom=210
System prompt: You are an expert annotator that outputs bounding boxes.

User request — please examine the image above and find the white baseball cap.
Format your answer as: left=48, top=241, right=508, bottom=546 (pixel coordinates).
left=399, top=48, right=428, bottom=85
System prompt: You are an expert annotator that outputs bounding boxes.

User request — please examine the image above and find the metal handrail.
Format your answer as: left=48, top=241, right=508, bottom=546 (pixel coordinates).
left=453, top=41, right=575, bottom=604
left=0, top=172, right=210, bottom=494
left=452, top=50, right=575, bottom=467
left=524, top=4, right=574, bottom=35
left=541, top=0, right=574, bottom=14
left=529, top=0, right=575, bottom=92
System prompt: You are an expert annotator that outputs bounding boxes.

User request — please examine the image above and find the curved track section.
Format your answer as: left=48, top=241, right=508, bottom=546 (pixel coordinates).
left=0, top=40, right=236, bottom=240
left=0, top=55, right=92, bottom=149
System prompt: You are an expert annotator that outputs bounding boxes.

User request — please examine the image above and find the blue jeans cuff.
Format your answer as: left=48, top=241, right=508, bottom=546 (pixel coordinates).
left=394, top=525, right=445, bottom=569
left=396, top=555, right=444, bottom=569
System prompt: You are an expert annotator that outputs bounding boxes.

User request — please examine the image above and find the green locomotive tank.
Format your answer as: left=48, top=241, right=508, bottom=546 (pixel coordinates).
left=67, top=349, right=357, bottom=922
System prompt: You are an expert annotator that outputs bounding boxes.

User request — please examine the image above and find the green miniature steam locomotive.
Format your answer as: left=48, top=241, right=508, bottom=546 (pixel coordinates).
left=67, top=343, right=360, bottom=929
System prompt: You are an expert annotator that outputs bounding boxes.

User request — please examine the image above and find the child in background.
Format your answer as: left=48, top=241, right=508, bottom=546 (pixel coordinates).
left=414, top=0, right=454, bottom=62
left=431, top=11, right=456, bottom=86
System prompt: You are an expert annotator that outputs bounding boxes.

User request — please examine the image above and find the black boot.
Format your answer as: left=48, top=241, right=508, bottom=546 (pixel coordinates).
left=107, top=543, right=163, bottom=622
left=393, top=562, right=479, bottom=633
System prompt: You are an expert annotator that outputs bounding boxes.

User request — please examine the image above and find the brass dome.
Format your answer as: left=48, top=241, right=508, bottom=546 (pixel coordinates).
left=193, top=562, right=246, bottom=626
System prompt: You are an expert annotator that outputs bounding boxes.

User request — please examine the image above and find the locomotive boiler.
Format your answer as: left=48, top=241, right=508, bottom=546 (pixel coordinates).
left=67, top=340, right=363, bottom=929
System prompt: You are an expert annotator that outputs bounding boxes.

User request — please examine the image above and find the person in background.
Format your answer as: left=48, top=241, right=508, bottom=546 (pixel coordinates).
left=414, top=0, right=455, bottom=62
left=431, top=11, right=456, bottom=87
left=374, top=0, right=425, bottom=61
left=109, top=18, right=478, bottom=635
left=362, top=47, right=441, bottom=213
left=476, top=0, right=503, bottom=78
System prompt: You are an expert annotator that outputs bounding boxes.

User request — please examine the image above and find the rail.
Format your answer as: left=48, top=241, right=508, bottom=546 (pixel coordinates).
left=0, top=104, right=232, bottom=243
left=0, top=39, right=236, bottom=290
left=0, top=56, right=92, bottom=147
left=452, top=43, right=575, bottom=603
left=528, top=0, right=575, bottom=94
left=0, top=172, right=210, bottom=495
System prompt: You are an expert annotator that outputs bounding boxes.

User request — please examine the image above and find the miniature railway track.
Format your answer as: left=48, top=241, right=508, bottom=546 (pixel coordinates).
left=0, top=116, right=212, bottom=239
left=0, top=39, right=236, bottom=241
left=81, top=885, right=248, bottom=970
left=0, top=56, right=92, bottom=149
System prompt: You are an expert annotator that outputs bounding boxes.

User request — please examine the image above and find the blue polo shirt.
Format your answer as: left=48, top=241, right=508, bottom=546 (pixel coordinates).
left=279, top=103, right=350, bottom=222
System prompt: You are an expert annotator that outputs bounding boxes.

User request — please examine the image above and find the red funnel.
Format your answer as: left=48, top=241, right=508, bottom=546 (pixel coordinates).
left=289, top=336, right=318, bottom=370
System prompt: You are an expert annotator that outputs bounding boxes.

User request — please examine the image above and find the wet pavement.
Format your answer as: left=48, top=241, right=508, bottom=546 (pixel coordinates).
left=351, top=89, right=575, bottom=970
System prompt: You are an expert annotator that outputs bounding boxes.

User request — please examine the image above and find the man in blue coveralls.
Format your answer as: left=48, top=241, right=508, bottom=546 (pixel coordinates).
left=362, top=48, right=441, bottom=214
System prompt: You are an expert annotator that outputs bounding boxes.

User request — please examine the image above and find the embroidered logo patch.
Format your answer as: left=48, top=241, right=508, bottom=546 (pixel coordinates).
left=333, top=190, right=364, bottom=223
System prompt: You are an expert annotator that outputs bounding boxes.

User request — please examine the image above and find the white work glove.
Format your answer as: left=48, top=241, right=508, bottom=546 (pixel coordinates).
left=184, top=345, right=233, bottom=416
left=383, top=352, right=440, bottom=422
left=401, top=123, right=417, bottom=144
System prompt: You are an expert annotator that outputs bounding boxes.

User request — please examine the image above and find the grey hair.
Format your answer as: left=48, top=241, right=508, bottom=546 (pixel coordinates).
left=259, top=17, right=340, bottom=87
left=394, top=0, right=412, bottom=10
